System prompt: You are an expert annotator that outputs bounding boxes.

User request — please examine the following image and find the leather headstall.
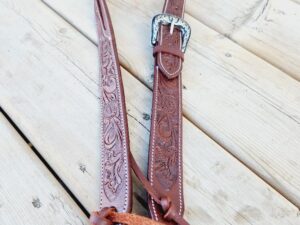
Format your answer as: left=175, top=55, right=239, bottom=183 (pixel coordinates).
left=91, top=1, right=191, bottom=224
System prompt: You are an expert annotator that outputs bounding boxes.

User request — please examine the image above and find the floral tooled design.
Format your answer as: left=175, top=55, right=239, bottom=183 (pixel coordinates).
left=154, top=75, right=180, bottom=189
left=152, top=1, right=184, bottom=190
left=100, top=38, right=125, bottom=201
left=150, top=0, right=185, bottom=218
left=155, top=144, right=178, bottom=189
left=160, top=94, right=177, bottom=114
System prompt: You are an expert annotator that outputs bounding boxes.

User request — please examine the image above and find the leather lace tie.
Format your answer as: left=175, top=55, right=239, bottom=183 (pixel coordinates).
left=90, top=153, right=189, bottom=225
left=90, top=207, right=164, bottom=225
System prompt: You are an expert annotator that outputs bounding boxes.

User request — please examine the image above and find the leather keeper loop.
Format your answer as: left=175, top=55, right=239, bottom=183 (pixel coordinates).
left=153, top=45, right=184, bottom=61
left=160, top=196, right=171, bottom=213
left=160, top=197, right=176, bottom=222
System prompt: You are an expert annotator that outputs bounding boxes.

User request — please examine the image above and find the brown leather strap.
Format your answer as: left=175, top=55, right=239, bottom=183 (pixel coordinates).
left=90, top=151, right=190, bottom=225
left=153, top=45, right=184, bottom=61
left=130, top=153, right=189, bottom=225
left=94, top=0, right=189, bottom=224
left=95, top=0, right=132, bottom=213
left=90, top=151, right=189, bottom=225
left=148, top=0, right=187, bottom=224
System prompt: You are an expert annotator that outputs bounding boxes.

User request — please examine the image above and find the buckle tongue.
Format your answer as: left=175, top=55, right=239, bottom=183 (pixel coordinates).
left=151, top=13, right=191, bottom=53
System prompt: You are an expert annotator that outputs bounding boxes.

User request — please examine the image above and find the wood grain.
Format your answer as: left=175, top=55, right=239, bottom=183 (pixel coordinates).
left=0, top=113, right=88, bottom=225
left=0, top=0, right=300, bottom=224
left=186, top=0, right=300, bottom=80
left=0, top=0, right=154, bottom=216
left=43, top=0, right=300, bottom=208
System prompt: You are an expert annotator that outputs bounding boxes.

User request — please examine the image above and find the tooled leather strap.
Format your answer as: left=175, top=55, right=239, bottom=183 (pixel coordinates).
left=94, top=0, right=189, bottom=224
left=130, top=153, right=189, bottom=225
left=95, top=0, right=132, bottom=214
left=148, top=0, right=188, bottom=224
left=90, top=152, right=189, bottom=225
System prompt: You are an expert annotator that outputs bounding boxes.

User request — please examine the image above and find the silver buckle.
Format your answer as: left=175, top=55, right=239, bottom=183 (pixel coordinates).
left=151, top=13, right=191, bottom=53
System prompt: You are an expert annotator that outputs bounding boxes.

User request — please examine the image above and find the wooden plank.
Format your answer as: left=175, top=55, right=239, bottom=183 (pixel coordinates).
left=0, top=113, right=88, bottom=225
left=43, top=0, right=300, bottom=207
left=186, top=0, right=300, bottom=80
left=43, top=0, right=300, bottom=80
left=0, top=0, right=300, bottom=224
left=0, top=0, right=148, bottom=216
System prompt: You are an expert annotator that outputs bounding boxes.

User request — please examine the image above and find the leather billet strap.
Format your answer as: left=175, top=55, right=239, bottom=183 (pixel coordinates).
left=93, top=0, right=190, bottom=224
left=148, top=0, right=188, bottom=224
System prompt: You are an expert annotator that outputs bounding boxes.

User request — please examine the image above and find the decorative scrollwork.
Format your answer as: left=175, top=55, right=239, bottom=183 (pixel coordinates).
left=154, top=76, right=180, bottom=189
left=100, top=38, right=125, bottom=201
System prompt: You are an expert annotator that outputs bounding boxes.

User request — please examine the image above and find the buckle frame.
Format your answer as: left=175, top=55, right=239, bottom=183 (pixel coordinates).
left=151, top=13, right=191, bottom=53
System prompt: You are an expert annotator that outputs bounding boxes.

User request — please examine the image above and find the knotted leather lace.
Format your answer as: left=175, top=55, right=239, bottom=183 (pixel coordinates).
left=90, top=207, right=165, bottom=225
left=90, top=152, right=189, bottom=225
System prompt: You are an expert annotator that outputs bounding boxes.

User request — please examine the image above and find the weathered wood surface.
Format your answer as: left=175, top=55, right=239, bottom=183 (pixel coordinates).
left=43, top=0, right=300, bottom=80
left=186, top=0, right=300, bottom=80
left=44, top=0, right=300, bottom=208
left=0, top=113, right=88, bottom=225
left=0, top=0, right=147, bottom=216
left=0, top=0, right=300, bottom=224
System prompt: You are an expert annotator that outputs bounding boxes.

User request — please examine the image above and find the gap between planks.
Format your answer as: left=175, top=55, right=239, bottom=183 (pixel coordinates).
left=1, top=105, right=149, bottom=217
left=184, top=0, right=300, bottom=82
left=0, top=104, right=151, bottom=216
left=41, top=0, right=152, bottom=93
left=39, top=0, right=300, bottom=210
left=0, top=110, right=89, bottom=225
left=0, top=107, right=91, bottom=218
left=191, top=115, right=300, bottom=212
left=41, top=0, right=299, bottom=84
left=2, top=0, right=300, bottom=223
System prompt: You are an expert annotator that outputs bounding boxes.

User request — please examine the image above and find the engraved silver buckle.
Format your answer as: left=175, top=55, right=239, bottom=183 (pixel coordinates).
left=151, top=13, right=191, bottom=53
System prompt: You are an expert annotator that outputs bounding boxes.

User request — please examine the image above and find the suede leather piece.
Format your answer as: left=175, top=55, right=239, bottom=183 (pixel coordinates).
left=90, top=208, right=166, bottom=225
